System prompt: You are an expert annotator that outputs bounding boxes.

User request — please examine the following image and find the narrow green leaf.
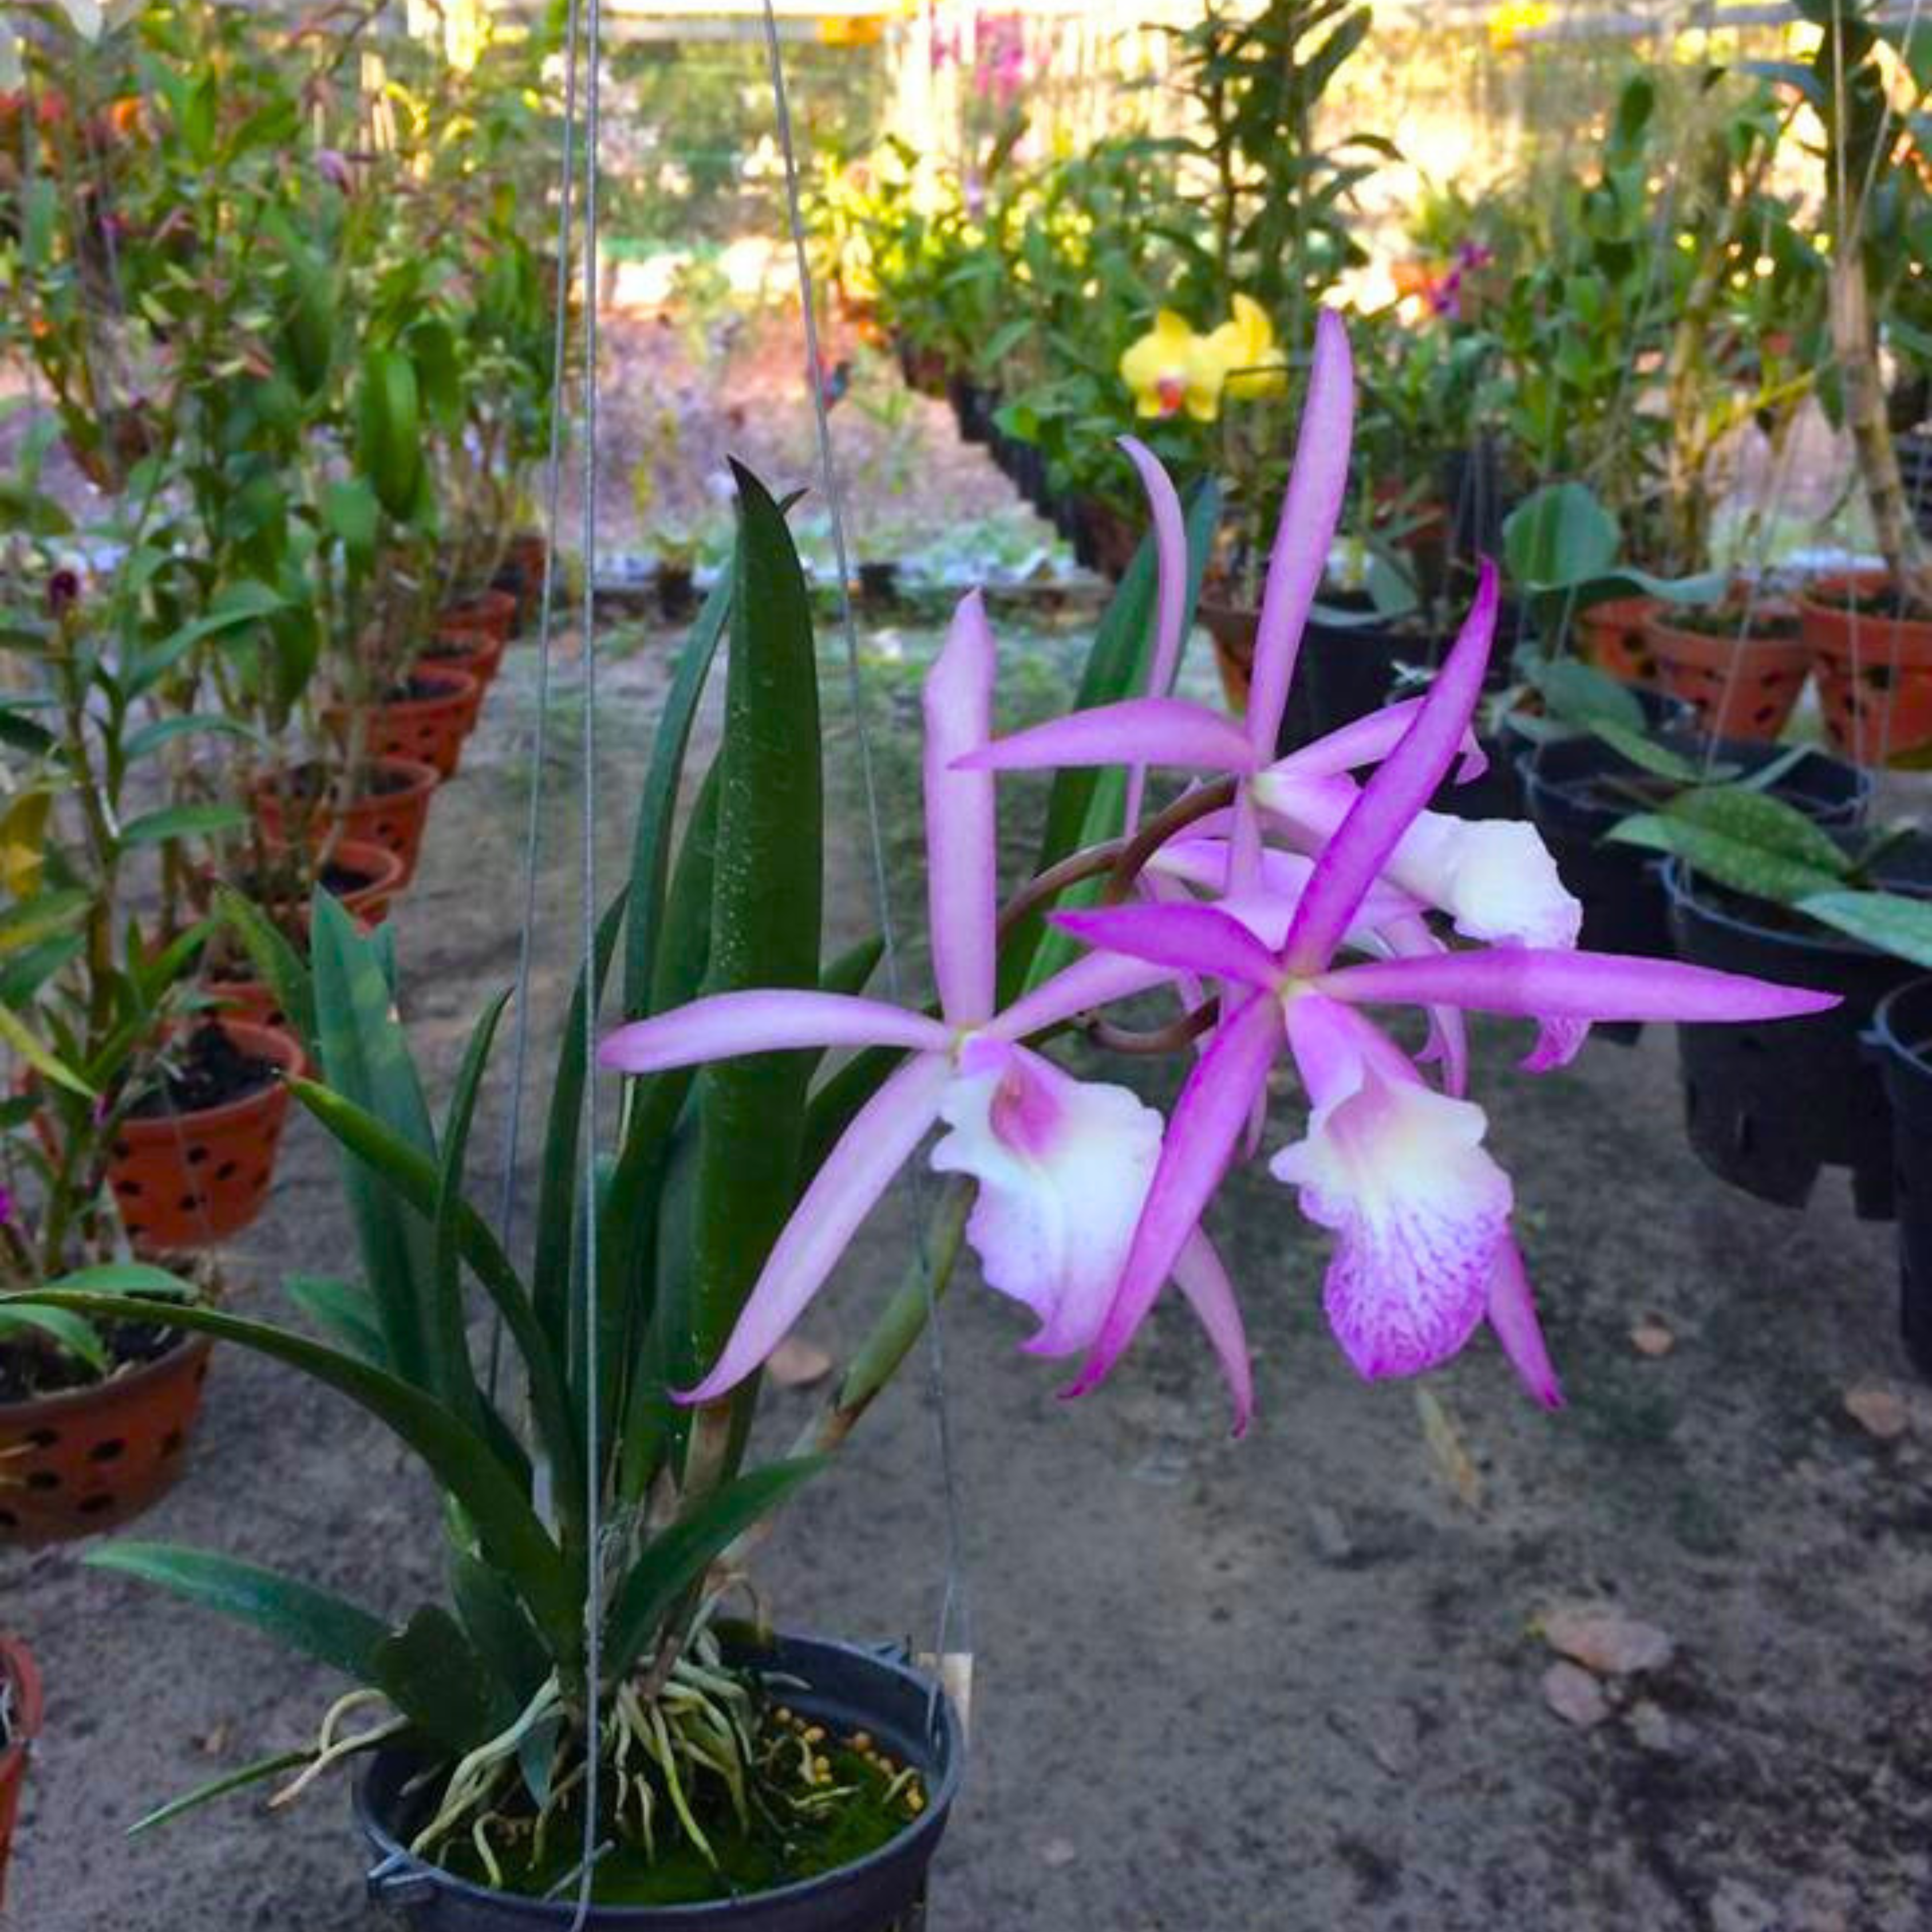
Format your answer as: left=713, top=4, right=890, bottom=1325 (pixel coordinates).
left=684, top=466, right=823, bottom=1419
left=85, top=1543, right=390, bottom=1678
left=118, top=803, right=248, bottom=850
left=283, top=1275, right=385, bottom=1364
left=604, top=1457, right=827, bottom=1682
left=127, top=1749, right=315, bottom=1838
left=451, top=1551, right=550, bottom=1712
left=213, top=885, right=315, bottom=1049
left=311, top=894, right=437, bottom=1388
left=284, top=1077, right=583, bottom=1523
left=0, top=999, right=93, bottom=1096
left=0, top=1305, right=104, bottom=1370
left=123, top=715, right=267, bottom=762
left=622, top=571, right=730, bottom=1018
left=1587, top=720, right=1712, bottom=784
left=430, top=990, right=511, bottom=1433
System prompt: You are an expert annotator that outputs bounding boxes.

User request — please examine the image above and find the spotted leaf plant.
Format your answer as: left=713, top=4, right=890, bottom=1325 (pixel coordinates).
left=13, top=335, right=1833, bottom=1906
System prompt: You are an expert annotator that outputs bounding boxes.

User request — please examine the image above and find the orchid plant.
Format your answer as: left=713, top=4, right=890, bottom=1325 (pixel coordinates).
left=599, top=311, right=1835, bottom=1428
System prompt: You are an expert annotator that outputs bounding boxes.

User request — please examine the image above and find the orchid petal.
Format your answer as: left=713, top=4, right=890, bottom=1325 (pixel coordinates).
left=1281, top=560, right=1500, bottom=974
left=1380, top=911, right=1469, bottom=1098
left=1258, top=772, right=1577, bottom=954
left=1264, top=696, right=1485, bottom=785
left=1274, top=996, right=1512, bottom=1382
left=599, top=989, right=949, bottom=1074
left=924, top=592, right=999, bottom=1025
left=1317, top=949, right=1843, bottom=1025
left=1119, top=437, right=1191, bottom=834
left=1486, top=1238, right=1563, bottom=1410
left=930, top=1043, right=1163, bottom=1358
left=1247, top=309, right=1354, bottom=758
left=957, top=696, right=1255, bottom=777
left=1053, top=902, right=1282, bottom=991
left=678, top=1052, right=953, bottom=1404
left=1065, top=990, right=1285, bottom=1398
left=1173, top=1227, right=1254, bottom=1437
left=988, top=949, right=1181, bottom=1042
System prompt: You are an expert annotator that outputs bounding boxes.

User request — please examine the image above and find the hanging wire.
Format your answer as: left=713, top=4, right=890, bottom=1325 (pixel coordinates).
left=756, top=0, right=972, bottom=1730
left=488, top=0, right=586, bottom=1401
left=571, top=0, right=607, bottom=1914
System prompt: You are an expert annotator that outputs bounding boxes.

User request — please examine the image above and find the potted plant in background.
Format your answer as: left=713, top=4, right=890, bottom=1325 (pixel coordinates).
left=1767, top=0, right=1932, bottom=764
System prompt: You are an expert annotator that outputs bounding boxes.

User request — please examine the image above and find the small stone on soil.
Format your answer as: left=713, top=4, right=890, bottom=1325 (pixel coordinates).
left=1040, top=1836, right=1078, bottom=1868
left=1541, top=1661, right=1611, bottom=1729
left=1630, top=1321, right=1676, bottom=1357
left=1844, top=1383, right=1911, bottom=1441
left=1542, top=1603, right=1676, bottom=1677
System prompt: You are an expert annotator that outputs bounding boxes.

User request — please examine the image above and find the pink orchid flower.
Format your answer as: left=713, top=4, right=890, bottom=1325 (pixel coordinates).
left=1048, top=567, right=1840, bottom=1405
left=598, top=594, right=1255, bottom=1429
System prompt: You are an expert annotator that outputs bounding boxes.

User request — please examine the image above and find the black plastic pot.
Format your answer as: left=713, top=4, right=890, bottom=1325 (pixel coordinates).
left=656, top=567, right=697, bottom=626
left=1441, top=440, right=1515, bottom=571
left=1871, top=977, right=1932, bottom=1376
left=1522, top=737, right=1868, bottom=1045
left=946, top=378, right=994, bottom=447
left=357, top=1635, right=962, bottom=1932
left=857, top=561, right=900, bottom=607
left=1302, top=596, right=1526, bottom=745
left=1665, top=840, right=1932, bottom=1218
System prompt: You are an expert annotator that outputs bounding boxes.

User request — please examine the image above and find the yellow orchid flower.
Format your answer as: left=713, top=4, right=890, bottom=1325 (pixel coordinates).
left=1120, top=311, right=1224, bottom=422
left=1488, top=1, right=1550, bottom=51
left=1207, top=295, right=1289, bottom=402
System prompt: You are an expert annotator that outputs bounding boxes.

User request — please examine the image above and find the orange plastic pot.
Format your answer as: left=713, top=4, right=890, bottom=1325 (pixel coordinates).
left=1800, top=572, right=1932, bottom=765
left=0, top=1633, right=42, bottom=1898
left=205, top=977, right=289, bottom=1031
left=1644, top=607, right=1811, bottom=740
left=324, top=667, right=480, bottom=780
left=106, top=1020, right=304, bottom=1254
left=437, top=587, right=517, bottom=646
left=499, top=532, right=549, bottom=631
left=0, top=1337, right=213, bottom=1545
left=1577, top=596, right=1662, bottom=683
left=252, top=760, right=440, bottom=887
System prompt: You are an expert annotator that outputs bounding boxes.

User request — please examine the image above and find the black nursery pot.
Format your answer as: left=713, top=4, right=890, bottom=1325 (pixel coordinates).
left=657, top=567, right=698, bottom=626
left=1522, top=735, right=1868, bottom=1044
left=857, top=561, right=900, bottom=607
left=946, top=377, right=994, bottom=447
left=357, top=1635, right=963, bottom=1932
left=1664, top=841, right=1932, bottom=1219
left=1301, top=596, right=1524, bottom=746
left=1871, top=977, right=1932, bottom=1376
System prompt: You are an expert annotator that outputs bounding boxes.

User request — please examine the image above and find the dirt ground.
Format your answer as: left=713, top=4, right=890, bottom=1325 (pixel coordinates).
left=5, top=560, right=1930, bottom=1931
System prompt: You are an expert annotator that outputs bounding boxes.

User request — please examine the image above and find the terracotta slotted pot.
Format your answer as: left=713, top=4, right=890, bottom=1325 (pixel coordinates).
left=1799, top=572, right=1932, bottom=766
left=0, top=1633, right=42, bottom=1894
left=1644, top=606, right=1812, bottom=741
left=106, top=1020, right=305, bottom=1253
left=324, top=668, right=480, bottom=780
left=0, top=1336, right=214, bottom=1544
left=1577, top=595, right=1662, bottom=684
left=437, top=587, right=517, bottom=646
left=252, top=760, right=440, bottom=887
left=421, top=629, right=507, bottom=696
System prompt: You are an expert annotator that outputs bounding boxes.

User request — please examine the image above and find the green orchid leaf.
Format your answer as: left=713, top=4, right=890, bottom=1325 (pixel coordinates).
left=1607, top=816, right=1843, bottom=907
left=682, top=465, right=824, bottom=1433
left=282, top=1276, right=385, bottom=1364
left=622, top=568, right=730, bottom=1020
left=85, top=1543, right=390, bottom=1678
left=311, top=893, right=437, bottom=1388
left=213, top=884, right=315, bottom=1050
left=284, top=1077, right=582, bottom=1519
left=604, top=1457, right=827, bottom=1682
left=1587, top=720, right=1713, bottom=784
left=0, top=999, right=93, bottom=1097
left=1532, top=657, right=1647, bottom=732
left=429, top=989, right=511, bottom=1434
left=451, top=1551, right=550, bottom=1713
left=1505, top=481, right=1619, bottom=587
left=1665, top=785, right=1852, bottom=877
left=372, top=1605, right=506, bottom=1753
left=1797, top=890, right=1932, bottom=968
left=118, top=803, right=248, bottom=850
left=126, top=1749, right=317, bottom=1839
left=0, top=1304, right=105, bottom=1371
left=123, top=715, right=267, bottom=762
